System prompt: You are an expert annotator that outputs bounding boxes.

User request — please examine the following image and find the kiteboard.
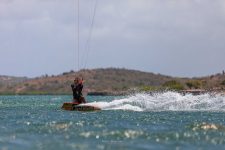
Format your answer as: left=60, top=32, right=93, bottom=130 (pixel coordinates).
left=61, top=102, right=101, bottom=112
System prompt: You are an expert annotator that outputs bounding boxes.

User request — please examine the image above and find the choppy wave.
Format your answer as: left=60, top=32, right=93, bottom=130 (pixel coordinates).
left=87, top=92, right=225, bottom=112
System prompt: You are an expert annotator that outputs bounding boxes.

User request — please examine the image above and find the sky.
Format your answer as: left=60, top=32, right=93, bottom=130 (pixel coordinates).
left=0, top=0, right=224, bottom=77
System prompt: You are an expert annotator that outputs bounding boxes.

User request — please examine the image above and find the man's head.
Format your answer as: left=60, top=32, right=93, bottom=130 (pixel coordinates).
left=74, top=77, right=79, bottom=84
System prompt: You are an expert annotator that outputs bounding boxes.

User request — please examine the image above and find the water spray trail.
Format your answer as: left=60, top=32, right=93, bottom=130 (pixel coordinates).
left=86, top=92, right=225, bottom=112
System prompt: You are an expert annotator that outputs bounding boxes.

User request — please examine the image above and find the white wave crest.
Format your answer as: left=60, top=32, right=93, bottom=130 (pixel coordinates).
left=86, top=92, right=225, bottom=112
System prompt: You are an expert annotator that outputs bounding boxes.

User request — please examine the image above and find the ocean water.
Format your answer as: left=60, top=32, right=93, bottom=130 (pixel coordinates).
left=0, top=92, right=225, bottom=150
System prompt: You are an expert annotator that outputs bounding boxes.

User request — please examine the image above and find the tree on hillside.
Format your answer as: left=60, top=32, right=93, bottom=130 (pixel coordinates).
left=163, top=80, right=184, bottom=90
left=221, top=80, right=225, bottom=86
left=186, top=80, right=202, bottom=89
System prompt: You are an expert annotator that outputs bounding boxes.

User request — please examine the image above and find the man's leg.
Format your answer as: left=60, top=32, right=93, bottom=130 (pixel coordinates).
left=80, top=97, right=86, bottom=103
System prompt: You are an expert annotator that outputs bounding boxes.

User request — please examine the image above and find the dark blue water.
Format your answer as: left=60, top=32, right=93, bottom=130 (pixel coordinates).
left=0, top=93, right=225, bottom=150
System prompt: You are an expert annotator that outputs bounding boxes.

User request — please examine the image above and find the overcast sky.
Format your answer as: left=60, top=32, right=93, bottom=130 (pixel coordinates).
left=0, top=0, right=224, bottom=77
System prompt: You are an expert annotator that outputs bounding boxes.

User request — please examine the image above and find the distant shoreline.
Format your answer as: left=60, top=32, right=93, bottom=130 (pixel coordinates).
left=0, top=89, right=224, bottom=96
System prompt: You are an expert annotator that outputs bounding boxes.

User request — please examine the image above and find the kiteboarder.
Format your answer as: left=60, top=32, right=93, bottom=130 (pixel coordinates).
left=71, top=77, right=86, bottom=104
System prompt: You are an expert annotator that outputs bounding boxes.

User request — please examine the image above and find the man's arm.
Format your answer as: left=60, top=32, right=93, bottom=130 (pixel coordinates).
left=78, top=84, right=83, bottom=95
left=71, top=84, right=75, bottom=90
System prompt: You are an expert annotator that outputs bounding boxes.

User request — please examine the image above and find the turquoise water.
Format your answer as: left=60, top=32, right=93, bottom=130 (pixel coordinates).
left=0, top=92, right=225, bottom=150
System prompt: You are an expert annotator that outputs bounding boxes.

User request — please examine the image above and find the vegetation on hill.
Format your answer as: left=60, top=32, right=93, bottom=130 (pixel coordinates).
left=221, top=80, right=225, bottom=86
left=0, top=68, right=224, bottom=95
left=0, top=76, right=28, bottom=94
left=163, top=80, right=184, bottom=90
left=0, top=76, right=28, bottom=84
left=185, top=80, right=203, bottom=89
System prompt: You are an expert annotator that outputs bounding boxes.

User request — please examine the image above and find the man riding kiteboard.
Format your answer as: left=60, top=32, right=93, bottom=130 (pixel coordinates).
left=71, top=77, right=86, bottom=104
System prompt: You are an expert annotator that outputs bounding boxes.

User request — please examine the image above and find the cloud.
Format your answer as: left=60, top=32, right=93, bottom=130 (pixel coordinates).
left=0, top=0, right=224, bottom=77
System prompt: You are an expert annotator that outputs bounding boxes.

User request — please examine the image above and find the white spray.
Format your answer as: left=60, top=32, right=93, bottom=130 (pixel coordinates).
left=86, top=91, right=225, bottom=112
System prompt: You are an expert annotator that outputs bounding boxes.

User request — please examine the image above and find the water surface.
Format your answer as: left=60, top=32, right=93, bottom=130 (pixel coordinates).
left=0, top=92, right=225, bottom=150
